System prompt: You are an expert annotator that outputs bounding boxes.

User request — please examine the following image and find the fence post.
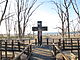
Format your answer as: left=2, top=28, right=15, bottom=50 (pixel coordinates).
left=18, top=41, right=20, bottom=51
left=53, top=39, right=54, bottom=43
left=71, top=38, right=73, bottom=53
left=35, top=39, right=37, bottom=45
left=29, top=39, right=30, bottom=44
left=59, top=39, right=61, bottom=46
left=78, top=39, right=80, bottom=60
left=63, top=40, right=65, bottom=50
left=5, top=41, right=7, bottom=59
left=58, top=39, right=61, bottom=49
left=47, top=38, right=48, bottom=45
left=0, top=40, right=2, bottom=60
left=30, top=45, right=32, bottom=53
left=12, top=40, right=15, bottom=58
left=23, top=40, right=25, bottom=49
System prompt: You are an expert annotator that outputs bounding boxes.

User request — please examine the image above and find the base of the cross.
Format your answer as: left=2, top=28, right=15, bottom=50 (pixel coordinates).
left=38, top=41, right=42, bottom=46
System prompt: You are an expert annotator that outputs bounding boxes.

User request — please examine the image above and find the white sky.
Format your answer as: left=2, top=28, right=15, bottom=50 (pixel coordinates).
left=30, top=10, right=60, bottom=32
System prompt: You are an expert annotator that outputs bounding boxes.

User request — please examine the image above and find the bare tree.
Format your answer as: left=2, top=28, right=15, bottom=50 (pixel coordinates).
left=52, top=1, right=65, bottom=38
left=63, top=0, right=71, bottom=38
left=0, top=0, right=8, bottom=24
left=70, top=0, right=80, bottom=34
left=17, top=0, right=21, bottom=38
left=22, top=0, right=43, bottom=37
left=52, top=0, right=71, bottom=38
left=16, top=0, right=43, bottom=38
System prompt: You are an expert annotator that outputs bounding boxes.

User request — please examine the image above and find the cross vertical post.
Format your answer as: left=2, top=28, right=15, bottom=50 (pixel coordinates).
left=32, top=21, right=48, bottom=46
left=38, top=21, right=42, bottom=45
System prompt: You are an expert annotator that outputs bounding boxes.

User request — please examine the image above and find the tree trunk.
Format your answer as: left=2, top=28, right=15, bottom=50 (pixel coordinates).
left=66, top=9, right=70, bottom=38
left=22, top=26, right=26, bottom=37
left=62, top=21, right=64, bottom=38
left=17, top=0, right=21, bottom=38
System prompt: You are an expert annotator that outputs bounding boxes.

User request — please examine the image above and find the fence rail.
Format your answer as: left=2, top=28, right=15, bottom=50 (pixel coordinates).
left=0, top=39, right=34, bottom=60
left=13, top=43, right=32, bottom=60
left=52, top=43, right=70, bottom=60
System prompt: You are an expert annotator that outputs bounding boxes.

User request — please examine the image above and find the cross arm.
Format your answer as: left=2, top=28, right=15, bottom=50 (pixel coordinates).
left=42, top=27, right=48, bottom=31
left=32, top=27, right=38, bottom=31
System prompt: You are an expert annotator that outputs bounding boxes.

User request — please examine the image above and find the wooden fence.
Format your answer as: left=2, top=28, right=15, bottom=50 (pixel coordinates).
left=0, top=39, right=33, bottom=60
left=0, top=38, right=80, bottom=60
left=52, top=38, right=80, bottom=60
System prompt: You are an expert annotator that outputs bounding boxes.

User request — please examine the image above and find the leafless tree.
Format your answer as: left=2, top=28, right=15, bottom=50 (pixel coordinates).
left=16, top=0, right=21, bottom=38
left=63, top=0, right=71, bottom=38
left=52, top=0, right=71, bottom=38
left=16, top=0, right=43, bottom=38
left=70, top=0, right=80, bottom=34
left=0, top=0, right=8, bottom=24
left=51, top=0, right=70, bottom=38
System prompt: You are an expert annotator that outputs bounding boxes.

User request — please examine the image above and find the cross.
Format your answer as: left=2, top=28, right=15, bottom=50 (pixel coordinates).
left=32, top=21, right=48, bottom=46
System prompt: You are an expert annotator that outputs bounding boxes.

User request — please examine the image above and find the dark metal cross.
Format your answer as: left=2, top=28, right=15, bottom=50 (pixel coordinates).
left=32, top=21, right=48, bottom=46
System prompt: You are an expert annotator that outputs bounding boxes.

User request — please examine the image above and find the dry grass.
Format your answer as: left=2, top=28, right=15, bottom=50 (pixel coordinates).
left=44, top=34, right=80, bottom=39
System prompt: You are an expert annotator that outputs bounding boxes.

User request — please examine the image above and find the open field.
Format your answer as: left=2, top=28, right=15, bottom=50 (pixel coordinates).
left=42, top=34, right=80, bottom=39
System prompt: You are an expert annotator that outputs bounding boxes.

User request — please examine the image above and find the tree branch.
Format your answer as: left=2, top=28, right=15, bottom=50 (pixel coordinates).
left=0, top=0, right=5, bottom=4
left=70, top=0, right=80, bottom=16
left=25, top=2, right=44, bottom=26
